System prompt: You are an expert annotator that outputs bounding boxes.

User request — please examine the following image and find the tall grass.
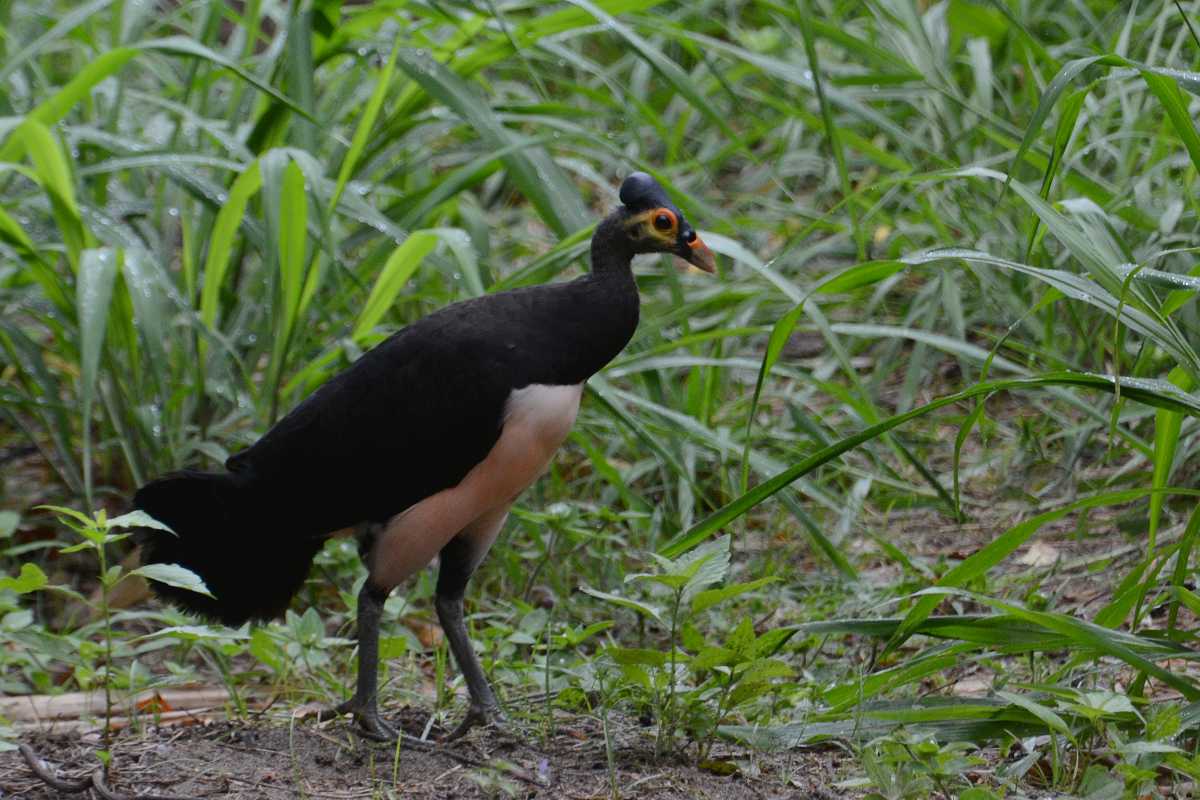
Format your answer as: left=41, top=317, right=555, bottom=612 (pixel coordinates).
left=5, top=0, right=1200, bottom=791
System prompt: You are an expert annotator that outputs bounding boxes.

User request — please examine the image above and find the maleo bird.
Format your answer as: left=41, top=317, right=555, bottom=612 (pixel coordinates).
left=134, top=172, right=716, bottom=741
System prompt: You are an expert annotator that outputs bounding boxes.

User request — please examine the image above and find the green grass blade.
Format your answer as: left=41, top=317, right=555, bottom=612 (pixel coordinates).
left=331, top=39, right=400, bottom=213
left=1150, top=366, right=1195, bottom=549
left=138, top=36, right=315, bottom=121
left=797, top=2, right=860, bottom=258
left=659, top=374, right=1200, bottom=558
left=1004, top=56, right=1103, bottom=190
left=76, top=248, right=121, bottom=508
left=0, top=0, right=115, bottom=86
left=393, top=48, right=588, bottom=238
left=882, top=489, right=1183, bottom=659
left=199, top=160, right=263, bottom=330
left=352, top=232, right=440, bottom=341
left=15, top=120, right=90, bottom=268
left=923, top=587, right=1200, bottom=700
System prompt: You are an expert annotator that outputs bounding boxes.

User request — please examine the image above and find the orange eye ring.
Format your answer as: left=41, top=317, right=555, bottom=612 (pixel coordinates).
left=652, top=208, right=676, bottom=232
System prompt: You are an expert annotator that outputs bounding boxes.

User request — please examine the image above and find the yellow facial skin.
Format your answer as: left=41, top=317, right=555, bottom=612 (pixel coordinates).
left=625, top=206, right=717, bottom=274
left=625, top=207, right=680, bottom=249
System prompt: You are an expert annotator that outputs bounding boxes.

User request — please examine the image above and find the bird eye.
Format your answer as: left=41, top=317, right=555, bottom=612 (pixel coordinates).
left=654, top=212, right=674, bottom=231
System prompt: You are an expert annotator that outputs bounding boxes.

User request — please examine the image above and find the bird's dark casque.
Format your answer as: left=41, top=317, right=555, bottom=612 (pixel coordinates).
left=134, top=172, right=716, bottom=741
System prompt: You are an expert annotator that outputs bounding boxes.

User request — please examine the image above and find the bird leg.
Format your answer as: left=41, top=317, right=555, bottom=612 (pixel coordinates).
left=436, top=536, right=504, bottom=740
left=327, top=580, right=397, bottom=741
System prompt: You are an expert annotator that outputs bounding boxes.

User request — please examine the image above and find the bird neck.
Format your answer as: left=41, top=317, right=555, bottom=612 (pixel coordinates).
left=589, top=211, right=636, bottom=277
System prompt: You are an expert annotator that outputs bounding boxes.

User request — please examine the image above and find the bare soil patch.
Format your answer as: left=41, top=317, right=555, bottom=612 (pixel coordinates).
left=1, top=707, right=850, bottom=799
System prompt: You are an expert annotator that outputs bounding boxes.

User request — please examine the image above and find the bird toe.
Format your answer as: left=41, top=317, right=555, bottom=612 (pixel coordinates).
left=443, top=704, right=505, bottom=742
left=319, top=698, right=398, bottom=742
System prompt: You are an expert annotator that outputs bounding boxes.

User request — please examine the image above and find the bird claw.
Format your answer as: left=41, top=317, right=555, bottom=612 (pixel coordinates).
left=320, top=698, right=398, bottom=742
left=443, top=704, right=505, bottom=742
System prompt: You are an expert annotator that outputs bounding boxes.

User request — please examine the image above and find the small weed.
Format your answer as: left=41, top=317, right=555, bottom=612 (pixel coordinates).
left=583, top=536, right=787, bottom=759
left=37, top=506, right=209, bottom=738
left=847, top=731, right=987, bottom=800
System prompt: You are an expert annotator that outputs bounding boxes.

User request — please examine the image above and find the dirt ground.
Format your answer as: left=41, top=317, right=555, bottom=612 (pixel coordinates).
left=0, top=706, right=851, bottom=799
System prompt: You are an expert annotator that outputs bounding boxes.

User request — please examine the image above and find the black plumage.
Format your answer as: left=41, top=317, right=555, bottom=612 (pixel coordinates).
left=136, top=172, right=715, bottom=740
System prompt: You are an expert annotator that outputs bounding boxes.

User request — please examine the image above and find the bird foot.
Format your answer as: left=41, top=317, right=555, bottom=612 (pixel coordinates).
left=320, top=697, right=398, bottom=742
left=443, top=704, right=505, bottom=742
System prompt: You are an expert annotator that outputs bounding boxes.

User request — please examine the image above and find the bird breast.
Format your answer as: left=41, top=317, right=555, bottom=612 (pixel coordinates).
left=367, top=383, right=583, bottom=588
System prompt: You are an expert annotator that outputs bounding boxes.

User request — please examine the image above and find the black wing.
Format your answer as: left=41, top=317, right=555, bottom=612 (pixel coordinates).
left=226, top=296, right=520, bottom=532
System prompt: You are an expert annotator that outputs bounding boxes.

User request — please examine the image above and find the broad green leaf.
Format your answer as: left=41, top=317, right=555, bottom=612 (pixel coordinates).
left=580, top=585, right=663, bottom=623
left=994, top=690, right=1073, bottom=737
left=0, top=563, right=48, bottom=594
left=736, top=657, right=794, bottom=685
left=676, top=536, right=731, bottom=602
left=130, top=563, right=213, bottom=597
left=691, top=646, right=736, bottom=671
left=37, top=504, right=95, bottom=527
left=627, top=572, right=689, bottom=591
left=726, top=617, right=756, bottom=656
left=379, top=636, right=409, bottom=659
left=108, top=510, right=174, bottom=534
left=249, top=629, right=284, bottom=672
left=141, top=625, right=248, bottom=641
left=605, top=647, right=667, bottom=668
left=692, top=577, right=779, bottom=614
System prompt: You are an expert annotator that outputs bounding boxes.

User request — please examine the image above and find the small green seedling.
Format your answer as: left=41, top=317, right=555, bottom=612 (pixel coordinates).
left=37, top=505, right=211, bottom=739
left=583, top=536, right=786, bottom=758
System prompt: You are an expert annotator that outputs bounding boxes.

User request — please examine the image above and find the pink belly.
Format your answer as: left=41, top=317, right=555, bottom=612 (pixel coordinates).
left=368, top=383, right=583, bottom=588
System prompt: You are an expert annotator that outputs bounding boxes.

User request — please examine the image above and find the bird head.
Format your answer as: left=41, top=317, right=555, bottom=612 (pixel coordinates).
left=617, top=172, right=716, bottom=274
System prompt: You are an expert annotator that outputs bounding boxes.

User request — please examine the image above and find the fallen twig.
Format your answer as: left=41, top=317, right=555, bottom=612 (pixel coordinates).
left=19, top=742, right=201, bottom=800
left=18, top=744, right=90, bottom=793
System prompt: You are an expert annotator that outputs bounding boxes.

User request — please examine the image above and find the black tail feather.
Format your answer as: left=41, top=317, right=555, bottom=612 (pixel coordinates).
left=135, top=470, right=324, bottom=626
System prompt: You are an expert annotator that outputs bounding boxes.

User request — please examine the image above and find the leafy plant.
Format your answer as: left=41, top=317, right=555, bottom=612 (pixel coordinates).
left=34, top=506, right=209, bottom=738
left=845, top=730, right=988, bottom=800
left=583, top=536, right=785, bottom=758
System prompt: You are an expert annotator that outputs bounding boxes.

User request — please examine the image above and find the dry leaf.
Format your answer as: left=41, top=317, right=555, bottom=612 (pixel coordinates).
left=1017, top=541, right=1061, bottom=567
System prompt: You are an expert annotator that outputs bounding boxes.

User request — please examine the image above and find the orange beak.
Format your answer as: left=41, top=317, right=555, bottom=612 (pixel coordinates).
left=685, top=235, right=717, bottom=274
